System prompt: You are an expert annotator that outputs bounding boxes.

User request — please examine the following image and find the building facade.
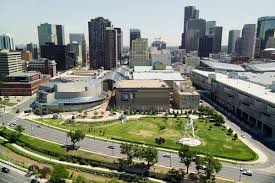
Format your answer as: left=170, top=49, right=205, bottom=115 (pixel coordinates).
left=209, top=26, right=223, bottom=53
left=0, top=50, right=23, bottom=78
left=240, top=24, right=256, bottom=60
left=0, top=72, right=50, bottom=96
left=69, top=33, right=87, bottom=67
left=56, top=25, right=65, bottom=45
left=199, top=36, right=213, bottom=57
left=37, top=23, right=57, bottom=46
left=0, top=34, right=15, bottom=50
left=26, top=43, right=38, bottom=59
left=129, top=38, right=150, bottom=67
left=104, top=27, right=117, bottom=70
left=151, top=48, right=171, bottom=66
left=228, top=30, right=241, bottom=54
left=116, top=80, right=170, bottom=112
left=88, top=17, right=111, bottom=69
left=27, top=58, right=57, bottom=77
left=206, top=21, right=216, bottom=35
left=185, top=19, right=206, bottom=52
left=130, top=29, right=141, bottom=50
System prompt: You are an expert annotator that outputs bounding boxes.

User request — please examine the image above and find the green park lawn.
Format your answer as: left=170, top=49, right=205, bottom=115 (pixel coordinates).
left=38, top=117, right=257, bottom=161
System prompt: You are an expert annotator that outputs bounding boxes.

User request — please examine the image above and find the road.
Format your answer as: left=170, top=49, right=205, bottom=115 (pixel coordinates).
left=0, top=112, right=274, bottom=183
left=0, top=162, right=29, bottom=183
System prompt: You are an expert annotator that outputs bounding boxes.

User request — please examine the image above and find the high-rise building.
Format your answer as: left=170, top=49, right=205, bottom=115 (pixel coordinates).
left=180, top=6, right=199, bottom=49
left=115, top=28, right=123, bottom=63
left=209, top=26, right=223, bottom=53
left=206, top=21, right=216, bottom=35
left=68, top=42, right=82, bottom=66
left=184, top=19, right=206, bottom=52
left=0, top=50, right=23, bottom=78
left=239, top=24, right=256, bottom=60
left=130, top=29, right=141, bottom=49
left=88, top=17, right=111, bottom=69
left=26, top=43, right=38, bottom=59
left=0, top=34, right=15, bottom=50
left=228, top=30, right=241, bottom=54
left=40, top=42, right=74, bottom=70
left=104, top=27, right=117, bottom=70
left=37, top=23, right=57, bottom=46
left=256, top=16, right=275, bottom=52
left=129, top=38, right=150, bottom=67
left=56, top=25, right=65, bottom=45
left=69, top=33, right=87, bottom=67
left=152, top=39, right=167, bottom=50
left=199, top=36, right=213, bottom=57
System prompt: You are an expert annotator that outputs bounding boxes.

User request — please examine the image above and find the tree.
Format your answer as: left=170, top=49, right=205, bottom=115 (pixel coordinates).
left=203, top=156, right=222, bottom=179
left=233, top=133, right=238, bottom=140
left=15, top=125, right=25, bottom=135
left=142, top=146, right=158, bottom=166
left=194, top=156, right=204, bottom=174
left=120, top=143, right=136, bottom=164
left=167, top=168, right=186, bottom=183
left=28, top=164, right=39, bottom=175
left=212, top=113, right=225, bottom=126
left=39, top=166, right=51, bottom=178
left=178, top=145, right=196, bottom=174
left=227, top=128, right=233, bottom=135
left=93, top=111, right=98, bottom=116
left=67, top=130, right=86, bottom=149
left=51, top=164, right=69, bottom=183
left=73, top=175, right=88, bottom=183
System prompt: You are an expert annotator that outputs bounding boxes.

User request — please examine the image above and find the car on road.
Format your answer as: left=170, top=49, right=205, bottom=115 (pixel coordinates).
left=2, top=167, right=10, bottom=173
left=108, top=145, right=115, bottom=149
left=241, top=134, right=246, bottom=138
left=31, top=179, right=40, bottom=183
left=16, top=109, right=20, bottom=113
left=163, top=153, right=171, bottom=158
left=24, top=109, right=32, bottom=113
left=9, top=123, right=17, bottom=127
left=240, top=168, right=252, bottom=176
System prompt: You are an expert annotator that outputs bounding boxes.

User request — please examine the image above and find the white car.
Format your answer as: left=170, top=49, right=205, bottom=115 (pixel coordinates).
left=240, top=168, right=252, bottom=176
left=241, top=134, right=246, bottom=138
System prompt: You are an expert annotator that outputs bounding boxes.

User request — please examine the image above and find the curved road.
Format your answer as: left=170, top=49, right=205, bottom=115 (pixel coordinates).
left=1, top=108, right=275, bottom=182
left=0, top=162, right=29, bottom=183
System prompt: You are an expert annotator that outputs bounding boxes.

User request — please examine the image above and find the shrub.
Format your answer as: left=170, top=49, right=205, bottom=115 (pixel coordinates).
left=227, top=128, right=233, bottom=135
left=159, top=125, right=166, bottom=130
left=155, top=137, right=165, bottom=145
left=233, top=133, right=238, bottom=140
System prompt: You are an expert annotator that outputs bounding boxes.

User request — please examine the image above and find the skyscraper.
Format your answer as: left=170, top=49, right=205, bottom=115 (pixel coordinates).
left=199, top=36, right=213, bottom=57
left=152, top=39, right=167, bottom=50
left=206, top=21, right=216, bottom=35
left=69, top=33, right=87, bottom=67
left=104, top=27, right=117, bottom=70
left=209, top=26, right=223, bottom=53
left=88, top=17, right=111, bottom=69
left=228, top=30, right=241, bottom=54
left=184, top=19, right=206, bottom=52
left=130, top=29, right=141, bottom=49
left=37, top=23, right=57, bottom=46
left=129, top=38, right=150, bottom=67
left=26, top=43, right=38, bottom=59
left=0, top=34, right=15, bottom=50
left=256, top=16, right=275, bottom=52
left=115, top=28, right=123, bottom=63
left=180, top=6, right=199, bottom=49
left=56, top=25, right=65, bottom=45
left=240, top=24, right=256, bottom=60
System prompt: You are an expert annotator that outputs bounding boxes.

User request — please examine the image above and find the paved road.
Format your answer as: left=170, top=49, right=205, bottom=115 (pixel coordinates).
left=1, top=112, right=274, bottom=183
left=0, top=162, right=29, bottom=183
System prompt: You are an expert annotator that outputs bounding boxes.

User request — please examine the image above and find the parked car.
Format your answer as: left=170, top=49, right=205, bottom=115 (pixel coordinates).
left=16, top=109, right=20, bottom=113
left=108, top=145, right=115, bottom=149
left=163, top=153, right=171, bottom=158
left=2, top=167, right=10, bottom=173
left=24, top=109, right=32, bottom=113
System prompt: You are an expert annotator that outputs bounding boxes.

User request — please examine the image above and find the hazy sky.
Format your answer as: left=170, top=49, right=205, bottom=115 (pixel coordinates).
left=1, top=0, right=274, bottom=47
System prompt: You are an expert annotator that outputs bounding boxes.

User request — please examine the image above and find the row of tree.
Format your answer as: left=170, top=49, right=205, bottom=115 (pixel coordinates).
left=198, top=105, right=225, bottom=126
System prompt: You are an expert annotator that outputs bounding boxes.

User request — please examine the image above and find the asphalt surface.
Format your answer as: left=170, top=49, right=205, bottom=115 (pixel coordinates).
left=1, top=97, right=275, bottom=182
left=0, top=162, right=29, bottom=183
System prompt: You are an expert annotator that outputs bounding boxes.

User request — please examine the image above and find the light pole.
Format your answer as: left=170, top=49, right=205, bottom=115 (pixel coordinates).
left=239, top=164, right=242, bottom=182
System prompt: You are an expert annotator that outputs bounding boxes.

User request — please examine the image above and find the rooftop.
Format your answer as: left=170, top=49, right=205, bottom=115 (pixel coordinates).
left=200, top=60, right=245, bottom=72
left=133, top=71, right=183, bottom=81
left=6, top=71, right=39, bottom=77
left=134, top=66, right=173, bottom=72
left=246, top=62, right=275, bottom=72
left=116, top=80, right=169, bottom=89
left=193, top=69, right=275, bottom=105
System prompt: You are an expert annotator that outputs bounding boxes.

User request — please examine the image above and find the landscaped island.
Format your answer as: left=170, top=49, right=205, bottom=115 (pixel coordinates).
left=38, top=117, right=257, bottom=161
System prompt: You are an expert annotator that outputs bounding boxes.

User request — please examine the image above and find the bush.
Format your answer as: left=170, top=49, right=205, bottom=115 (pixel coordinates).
left=155, top=136, right=165, bottom=145
left=51, top=164, right=69, bottom=183
left=227, top=128, right=233, bottom=135
left=233, top=133, right=238, bottom=140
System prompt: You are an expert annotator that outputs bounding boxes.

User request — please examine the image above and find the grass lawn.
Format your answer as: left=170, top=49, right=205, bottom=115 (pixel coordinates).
left=39, top=117, right=256, bottom=161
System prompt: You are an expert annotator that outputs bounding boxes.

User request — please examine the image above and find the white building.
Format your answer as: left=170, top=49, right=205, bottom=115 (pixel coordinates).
left=185, top=51, right=200, bottom=68
left=0, top=34, right=15, bottom=50
left=151, top=48, right=171, bottom=66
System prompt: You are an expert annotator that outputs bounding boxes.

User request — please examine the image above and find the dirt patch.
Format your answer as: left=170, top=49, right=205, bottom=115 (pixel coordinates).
left=162, top=129, right=182, bottom=139
left=130, top=130, right=155, bottom=137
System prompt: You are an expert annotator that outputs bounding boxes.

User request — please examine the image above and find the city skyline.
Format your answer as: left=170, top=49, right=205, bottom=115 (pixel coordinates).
left=1, top=0, right=275, bottom=47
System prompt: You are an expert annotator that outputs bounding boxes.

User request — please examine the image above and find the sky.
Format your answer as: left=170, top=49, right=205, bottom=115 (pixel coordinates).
left=1, top=0, right=274, bottom=47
